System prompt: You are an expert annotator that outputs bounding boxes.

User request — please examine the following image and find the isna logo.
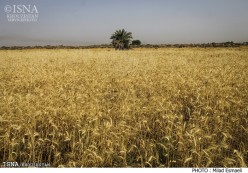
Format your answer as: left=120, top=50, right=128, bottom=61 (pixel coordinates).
left=4, top=4, right=38, bottom=14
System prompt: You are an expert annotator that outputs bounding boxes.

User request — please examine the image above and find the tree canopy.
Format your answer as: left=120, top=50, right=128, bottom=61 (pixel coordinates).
left=110, top=29, right=133, bottom=50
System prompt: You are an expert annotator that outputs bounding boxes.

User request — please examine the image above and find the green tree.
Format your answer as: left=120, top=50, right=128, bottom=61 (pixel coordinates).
left=132, top=40, right=142, bottom=46
left=110, top=29, right=133, bottom=50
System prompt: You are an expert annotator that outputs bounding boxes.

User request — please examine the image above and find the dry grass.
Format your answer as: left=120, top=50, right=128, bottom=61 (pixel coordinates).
left=0, top=48, right=247, bottom=167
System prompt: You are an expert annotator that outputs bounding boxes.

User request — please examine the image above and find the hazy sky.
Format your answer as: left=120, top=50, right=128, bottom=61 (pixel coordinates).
left=0, top=0, right=248, bottom=46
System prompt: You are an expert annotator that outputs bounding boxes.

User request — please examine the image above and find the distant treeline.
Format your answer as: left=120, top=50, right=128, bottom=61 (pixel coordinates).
left=1, top=42, right=248, bottom=50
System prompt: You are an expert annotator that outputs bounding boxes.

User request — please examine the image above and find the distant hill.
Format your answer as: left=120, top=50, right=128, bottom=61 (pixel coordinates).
left=1, top=42, right=248, bottom=50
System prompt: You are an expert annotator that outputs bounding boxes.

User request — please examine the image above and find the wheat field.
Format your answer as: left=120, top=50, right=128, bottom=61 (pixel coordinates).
left=0, top=48, right=247, bottom=167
